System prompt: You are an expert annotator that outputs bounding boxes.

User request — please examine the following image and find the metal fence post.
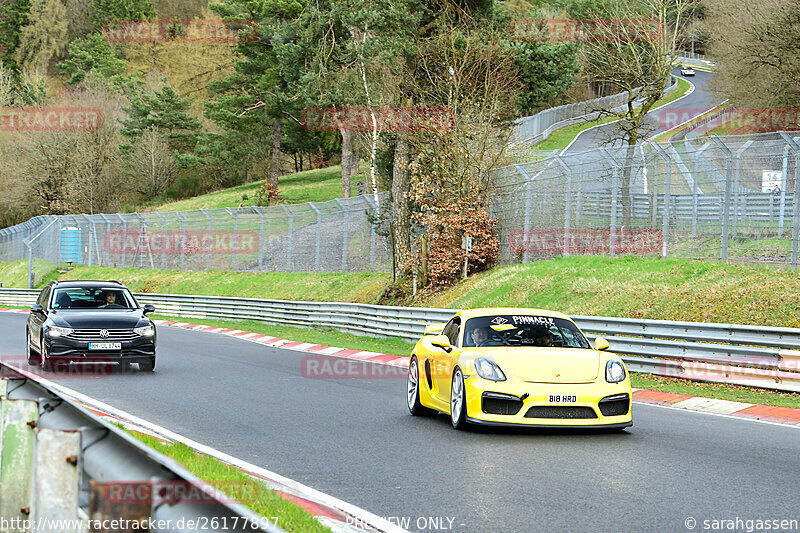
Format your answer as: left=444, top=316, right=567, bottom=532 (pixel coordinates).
left=556, top=157, right=572, bottom=255
left=99, top=214, right=111, bottom=266
left=602, top=149, right=619, bottom=257
left=309, top=203, right=322, bottom=272
left=335, top=199, right=349, bottom=270
left=257, top=207, right=265, bottom=272
left=81, top=215, right=93, bottom=267
left=691, top=142, right=711, bottom=237
left=779, top=132, right=800, bottom=268
left=282, top=205, right=294, bottom=271
left=117, top=214, right=127, bottom=267
left=226, top=208, right=238, bottom=271
left=176, top=212, right=187, bottom=271
left=711, top=137, right=733, bottom=261
left=514, top=165, right=534, bottom=262
left=155, top=212, right=167, bottom=269
left=733, top=140, right=754, bottom=238
left=364, top=195, right=378, bottom=270
left=779, top=145, right=790, bottom=236
left=200, top=208, right=211, bottom=270
left=650, top=157, right=659, bottom=227
left=651, top=143, right=672, bottom=259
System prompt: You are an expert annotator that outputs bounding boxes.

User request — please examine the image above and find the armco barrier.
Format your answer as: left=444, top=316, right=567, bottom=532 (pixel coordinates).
left=1, top=288, right=799, bottom=392
left=0, top=363, right=283, bottom=531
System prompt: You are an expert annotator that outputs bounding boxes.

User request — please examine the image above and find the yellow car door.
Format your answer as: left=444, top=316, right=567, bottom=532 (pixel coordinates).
left=434, top=316, right=462, bottom=405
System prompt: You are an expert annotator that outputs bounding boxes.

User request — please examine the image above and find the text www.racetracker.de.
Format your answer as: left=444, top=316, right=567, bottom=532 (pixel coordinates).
left=0, top=516, right=280, bottom=531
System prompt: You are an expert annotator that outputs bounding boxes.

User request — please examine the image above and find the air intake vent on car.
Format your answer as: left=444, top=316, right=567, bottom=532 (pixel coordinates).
left=482, top=392, right=523, bottom=415
left=524, top=406, right=597, bottom=419
left=598, top=394, right=630, bottom=416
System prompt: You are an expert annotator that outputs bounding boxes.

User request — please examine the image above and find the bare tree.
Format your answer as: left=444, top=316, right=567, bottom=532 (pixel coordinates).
left=582, top=0, right=692, bottom=226
left=127, top=127, right=177, bottom=198
left=706, top=0, right=800, bottom=122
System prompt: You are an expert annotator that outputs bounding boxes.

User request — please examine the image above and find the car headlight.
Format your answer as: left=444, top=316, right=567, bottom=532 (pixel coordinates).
left=134, top=325, right=155, bottom=337
left=46, top=326, right=73, bottom=337
left=606, top=360, right=626, bottom=383
left=475, top=358, right=506, bottom=382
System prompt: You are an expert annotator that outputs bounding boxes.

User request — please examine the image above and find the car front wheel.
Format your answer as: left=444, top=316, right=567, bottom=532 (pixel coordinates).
left=450, top=368, right=467, bottom=430
left=407, top=356, right=433, bottom=416
left=139, top=357, right=155, bottom=372
left=40, top=336, right=52, bottom=371
left=26, top=329, right=39, bottom=366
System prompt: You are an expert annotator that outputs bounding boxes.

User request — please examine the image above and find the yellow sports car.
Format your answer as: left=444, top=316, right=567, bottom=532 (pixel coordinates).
left=407, top=308, right=632, bottom=430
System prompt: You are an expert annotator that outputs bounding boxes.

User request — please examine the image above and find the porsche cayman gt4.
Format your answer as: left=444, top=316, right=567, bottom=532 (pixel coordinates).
left=407, top=308, right=632, bottom=430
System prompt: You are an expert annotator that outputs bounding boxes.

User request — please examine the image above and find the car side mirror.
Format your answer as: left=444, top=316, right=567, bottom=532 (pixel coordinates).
left=594, top=337, right=610, bottom=351
left=30, top=304, right=46, bottom=316
left=430, top=334, right=452, bottom=353
left=143, top=304, right=155, bottom=315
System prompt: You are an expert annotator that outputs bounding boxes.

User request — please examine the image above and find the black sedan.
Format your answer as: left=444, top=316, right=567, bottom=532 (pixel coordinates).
left=26, top=280, right=157, bottom=372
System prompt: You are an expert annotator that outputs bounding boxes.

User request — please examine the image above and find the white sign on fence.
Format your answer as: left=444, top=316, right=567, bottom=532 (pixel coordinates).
left=762, top=171, right=782, bottom=193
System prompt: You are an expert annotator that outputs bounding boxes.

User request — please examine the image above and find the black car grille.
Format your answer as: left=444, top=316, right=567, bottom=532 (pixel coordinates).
left=66, top=329, right=139, bottom=341
left=598, top=394, right=630, bottom=416
left=524, top=406, right=598, bottom=419
left=482, top=392, right=523, bottom=415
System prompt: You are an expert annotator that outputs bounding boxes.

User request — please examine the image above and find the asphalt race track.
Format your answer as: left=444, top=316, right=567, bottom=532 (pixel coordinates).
left=564, top=67, right=721, bottom=153
left=2, top=315, right=798, bottom=533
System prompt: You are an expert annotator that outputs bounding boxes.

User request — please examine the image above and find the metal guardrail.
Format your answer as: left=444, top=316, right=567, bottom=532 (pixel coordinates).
left=0, top=363, right=283, bottom=532
left=1, top=288, right=799, bottom=393
left=514, top=75, right=680, bottom=146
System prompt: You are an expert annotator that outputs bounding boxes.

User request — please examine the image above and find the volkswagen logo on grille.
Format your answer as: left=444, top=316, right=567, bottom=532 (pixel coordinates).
left=99, top=329, right=110, bottom=338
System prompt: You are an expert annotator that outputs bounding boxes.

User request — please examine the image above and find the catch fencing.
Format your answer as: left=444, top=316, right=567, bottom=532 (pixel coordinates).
left=2, top=288, right=798, bottom=392
left=491, top=131, right=800, bottom=266
left=0, top=193, right=392, bottom=285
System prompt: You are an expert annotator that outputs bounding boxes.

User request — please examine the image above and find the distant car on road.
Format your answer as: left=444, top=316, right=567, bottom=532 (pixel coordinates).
left=26, top=280, right=157, bottom=372
left=407, top=307, right=632, bottom=431
left=680, top=66, right=695, bottom=76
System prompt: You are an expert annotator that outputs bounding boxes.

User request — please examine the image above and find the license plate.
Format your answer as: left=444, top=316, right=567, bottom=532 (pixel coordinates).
left=88, top=342, right=121, bottom=351
left=549, top=394, right=577, bottom=403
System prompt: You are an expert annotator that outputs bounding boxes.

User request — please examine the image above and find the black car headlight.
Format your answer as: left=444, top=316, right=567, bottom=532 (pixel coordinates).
left=46, top=326, right=73, bottom=338
left=475, top=358, right=506, bottom=382
left=134, top=325, right=155, bottom=337
left=606, top=360, right=626, bottom=383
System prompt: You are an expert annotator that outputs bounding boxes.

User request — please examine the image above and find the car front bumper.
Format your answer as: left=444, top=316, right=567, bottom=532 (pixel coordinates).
left=45, top=335, right=156, bottom=363
left=463, top=374, right=633, bottom=428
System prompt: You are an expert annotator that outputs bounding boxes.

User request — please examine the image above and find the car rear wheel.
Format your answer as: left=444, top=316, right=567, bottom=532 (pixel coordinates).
left=139, top=357, right=155, bottom=372
left=26, top=329, right=39, bottom=366
left=407, top=356, right=433, bottom=416
left=450, top=368, right=467, bottom=430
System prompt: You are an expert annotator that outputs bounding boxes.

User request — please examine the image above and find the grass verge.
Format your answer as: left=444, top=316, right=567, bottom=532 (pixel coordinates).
left=125, top=431, right=331, bottom=533
left=531, top=78, right=691, bottom=152
left=54, top=266, right=391, bottom=303
left=149, top=165, right=361, bottom=212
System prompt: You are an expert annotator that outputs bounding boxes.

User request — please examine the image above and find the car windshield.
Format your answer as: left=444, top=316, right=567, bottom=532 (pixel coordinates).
left=463, top=315, right=590, bottom=349
left=52, top=287, right=136, bottom=310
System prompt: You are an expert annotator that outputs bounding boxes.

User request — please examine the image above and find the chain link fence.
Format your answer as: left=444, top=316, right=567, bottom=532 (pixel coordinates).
left=490, top=131, right=800, bottom=266
left=0, top=193, right=392, bottom=285
left=3, top=131, right=800, bottom=286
